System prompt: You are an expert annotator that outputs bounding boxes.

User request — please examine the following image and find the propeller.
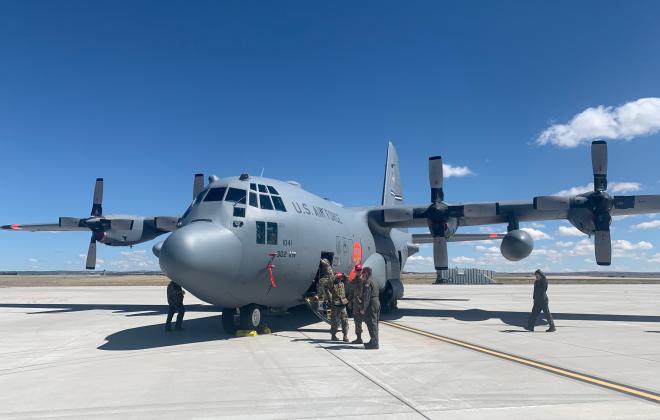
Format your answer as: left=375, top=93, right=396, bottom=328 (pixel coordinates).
left=87, top=178, right=105, bottom=270
left=86, top=235, right=97, bottom=270
left=427, top=156, right=449, bottom=270
left=57, top=178, right=136, bottom=270
left=533, top=141, right=613, bottom=265
left=424, top=156, right=498, bottom=270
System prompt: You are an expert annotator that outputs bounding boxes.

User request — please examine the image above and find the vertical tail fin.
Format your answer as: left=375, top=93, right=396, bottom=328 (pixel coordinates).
left=382, top=142, right=404, bottom=206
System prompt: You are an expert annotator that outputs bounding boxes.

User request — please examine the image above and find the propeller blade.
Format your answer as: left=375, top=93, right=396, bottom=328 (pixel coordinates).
left=591, top=141, right=608, bottom=192
left=533, top=196, right=571, bottom=211
left=91, top=178, right=104, bottom=216
left=86, top=235, right=97, bottom=270
left=428, top=156, right=444, bottom=203
left=433, top=236, right=448, bottom=270
left=594, top=230, right=611, bottom=266
left=193, top=173, right=204, bottom=199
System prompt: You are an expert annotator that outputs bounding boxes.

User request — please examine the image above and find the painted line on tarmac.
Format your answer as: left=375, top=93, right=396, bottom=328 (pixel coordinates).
left=382, top=320, right=660, bottom=404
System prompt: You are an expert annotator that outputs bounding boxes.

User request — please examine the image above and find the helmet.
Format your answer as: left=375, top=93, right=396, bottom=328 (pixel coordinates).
left=335, top=272, right=344, bottom=278
left=354, top=264, right=363, bottom=271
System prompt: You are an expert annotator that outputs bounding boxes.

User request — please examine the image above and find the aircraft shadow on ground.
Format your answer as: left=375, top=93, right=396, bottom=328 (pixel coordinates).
left=384, top=307, right=660, bottom=328
left=98, top=307, right=319, bottom=351
left=0, top=303, right=217, bottom=316
left=3, top=302, right=659, bottom=349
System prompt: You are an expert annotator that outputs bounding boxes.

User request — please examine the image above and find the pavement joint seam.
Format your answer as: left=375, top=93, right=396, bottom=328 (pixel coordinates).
left=383, top=320, right=660, bottom=405
left=297, top=329, right=431, bottom=420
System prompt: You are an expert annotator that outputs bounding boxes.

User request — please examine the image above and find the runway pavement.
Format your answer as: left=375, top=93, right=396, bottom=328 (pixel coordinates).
left=1, top=284, right=659, bottom=419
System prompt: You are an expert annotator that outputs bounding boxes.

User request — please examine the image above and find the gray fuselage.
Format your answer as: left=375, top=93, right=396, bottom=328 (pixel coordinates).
left=158, top=176, right=414, bottom=309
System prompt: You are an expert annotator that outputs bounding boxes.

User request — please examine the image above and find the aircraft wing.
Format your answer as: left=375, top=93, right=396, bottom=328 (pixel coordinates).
left=366, top=201, right=568, bottom=229
left=0, top=221, right=89, bottom=232
left=153, top=216, right=179, bottom=232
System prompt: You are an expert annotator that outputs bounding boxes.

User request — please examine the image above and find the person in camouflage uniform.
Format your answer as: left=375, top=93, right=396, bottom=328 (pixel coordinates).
left=361, top=266, right=380, bottom=349
left=318, top=258, right=334, bottom=319
left=328, top=271, right=350, bottom=342
left=350, top=264, right=365, bottom=344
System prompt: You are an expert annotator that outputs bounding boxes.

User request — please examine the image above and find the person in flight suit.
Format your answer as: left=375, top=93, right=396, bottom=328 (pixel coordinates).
left=165, top=280, right=186, bottom=332
left=328, top=272, right=350, bottom=342
left=350, top=264, right=365, bottom=344
left=525, top=269, right=556, bottom=332
left=361, top=266, right=380, bottom=349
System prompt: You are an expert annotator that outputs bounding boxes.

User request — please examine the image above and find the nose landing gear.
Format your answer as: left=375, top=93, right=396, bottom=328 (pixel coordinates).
left=221, top=304, right=267, bottom=335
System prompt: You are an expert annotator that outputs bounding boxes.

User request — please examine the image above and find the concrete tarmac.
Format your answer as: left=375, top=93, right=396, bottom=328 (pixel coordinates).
left=1, top=284, right=659, bottom=419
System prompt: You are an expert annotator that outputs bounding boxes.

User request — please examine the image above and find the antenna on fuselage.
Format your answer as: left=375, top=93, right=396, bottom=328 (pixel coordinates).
left=260, top=168, right=265, bottom=177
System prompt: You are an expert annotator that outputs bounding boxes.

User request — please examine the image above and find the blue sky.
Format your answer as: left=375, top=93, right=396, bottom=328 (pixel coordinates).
left=1, top=1, right=660, bottom=272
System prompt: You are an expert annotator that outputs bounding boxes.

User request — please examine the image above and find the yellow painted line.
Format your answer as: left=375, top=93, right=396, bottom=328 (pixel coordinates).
left=382, top=320, right=660, bottom=404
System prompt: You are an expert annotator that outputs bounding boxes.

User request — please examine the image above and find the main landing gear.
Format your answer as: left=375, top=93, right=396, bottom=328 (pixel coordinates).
left=221, top=304, right=267, bottom=335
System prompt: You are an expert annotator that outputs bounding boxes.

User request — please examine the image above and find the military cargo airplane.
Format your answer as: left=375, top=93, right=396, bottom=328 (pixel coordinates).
left=154, top=141, right=660, bottom=334
left=0, top=176, right=203, bottom=269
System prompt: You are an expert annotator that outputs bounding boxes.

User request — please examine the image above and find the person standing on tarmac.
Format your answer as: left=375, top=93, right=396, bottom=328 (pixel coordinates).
left=350, top=264, right=365, bottom=344
left=165, top=280, right=185, bottom=332
left=361, top=266, right=380, bottom=349
left=328, top=272, right=350, bottom=342
left=525, top=269, right=556, bottom=332
left=319, top=258, right=335, bottom=332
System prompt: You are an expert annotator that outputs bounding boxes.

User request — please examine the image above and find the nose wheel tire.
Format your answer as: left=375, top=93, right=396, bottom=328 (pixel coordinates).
left=222, top=308, right=237, bottom=335
left=239, top=304, right=265, bottom=332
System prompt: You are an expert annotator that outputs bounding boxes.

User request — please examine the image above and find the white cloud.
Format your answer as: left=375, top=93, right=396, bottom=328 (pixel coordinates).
left=443, top=164, right=474, bottom=178
left=557, top=226, right=584, bottom=237
left=404, top=255, right=435, bottom=272
left=612, top=240, right=653, bottom=251
left=632, top=220, right=660, bottom=230
left=556, top=241, right=574, bottom=248
left=107, top=250, right=157, bottom=271
left=555, top=182, right=641, bottom=196
left=649, top=253, right=660, bottom=263
left=451, top=256, right=476, bottom=264
left=521, top=227, right=552, bottom=240
left=571, top=239, right=595, bottom=256
left=28, top=258, right=38, bottom=263
left=537, top=97, right=660, bottom=148
left=531, top=248, right=563, bottom=261
left=475, top=245, right=500, bottom=254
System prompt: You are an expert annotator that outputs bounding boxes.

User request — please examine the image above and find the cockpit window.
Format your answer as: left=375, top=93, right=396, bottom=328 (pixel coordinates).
left=249, top=192, right=258, bottom=207
left=267, top=222, right=278, bottom=245
left=250, top=183, right=257, bottom=191
left=271, top=195, right=287, bottom=212
left=204, top=187, right=227, bottom=202
left=267, top=186, right=279, bottom=195
left=259, top=194, right=274, bottom=210
left=224, top=188, right=247, bottom=204
left=258, top=184, right=268, bottom=193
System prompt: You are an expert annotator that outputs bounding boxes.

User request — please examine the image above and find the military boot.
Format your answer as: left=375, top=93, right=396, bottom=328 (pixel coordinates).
left=331, top=334, right=339, bottom=341
left=351, top=334, right=363, bottom=344
left=342, top=333, right=349, bottom=343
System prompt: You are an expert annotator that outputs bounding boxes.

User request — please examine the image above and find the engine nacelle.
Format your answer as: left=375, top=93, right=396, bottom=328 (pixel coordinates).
left=500, top=229, right=534, bottom=261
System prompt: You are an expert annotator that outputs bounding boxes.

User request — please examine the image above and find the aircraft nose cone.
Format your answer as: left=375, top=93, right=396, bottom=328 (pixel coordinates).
left=159, top=222, right=242, bottom=291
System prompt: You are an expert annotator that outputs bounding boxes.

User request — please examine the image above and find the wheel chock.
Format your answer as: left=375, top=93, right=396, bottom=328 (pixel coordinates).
left=262, top=326, right=272, bottom=334
left=236, top=330, right=258, bottom=337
